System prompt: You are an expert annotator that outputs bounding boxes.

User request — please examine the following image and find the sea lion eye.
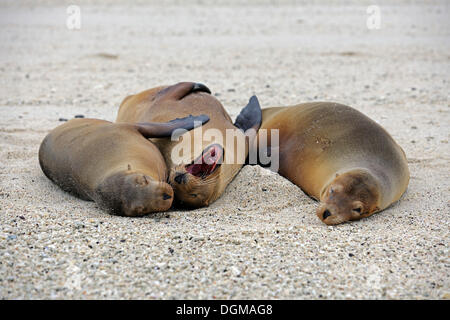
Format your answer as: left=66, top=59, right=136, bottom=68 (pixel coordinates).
left=189, top=193, right=197, bottom=198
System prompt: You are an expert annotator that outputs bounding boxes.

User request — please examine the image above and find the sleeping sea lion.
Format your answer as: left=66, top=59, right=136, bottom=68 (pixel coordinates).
left=256, top=102, right=409, bottom=225
left=39, top=115, right=208, bottom=216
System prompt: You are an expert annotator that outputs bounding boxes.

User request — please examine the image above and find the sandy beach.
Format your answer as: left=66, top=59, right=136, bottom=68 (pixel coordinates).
left=0, top=0, right=449, bottom=299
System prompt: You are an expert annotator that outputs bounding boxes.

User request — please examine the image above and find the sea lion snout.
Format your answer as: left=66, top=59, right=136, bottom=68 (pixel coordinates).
left=316, top=204, right=343, bottom=225
left=174, top=172, right=187, bottom=184
left=317, top=201, right=368, bottom=225
left=322, top=209, right=332, bottom=220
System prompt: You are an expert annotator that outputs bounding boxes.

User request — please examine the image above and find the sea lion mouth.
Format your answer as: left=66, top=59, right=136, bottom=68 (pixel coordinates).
left=185, top=144, right=223, bottom=178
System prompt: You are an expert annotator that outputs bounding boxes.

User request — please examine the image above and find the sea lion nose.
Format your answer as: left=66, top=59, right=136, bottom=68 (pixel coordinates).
left=174, top=172, right=187, bottom=184
left=323, top=209, right=332, bottom=220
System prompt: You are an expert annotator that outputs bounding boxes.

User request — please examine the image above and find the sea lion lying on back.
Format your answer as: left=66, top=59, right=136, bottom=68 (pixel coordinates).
left=39, top=115, right=208, bottom=216
left=256, top=102, right=410, bottom=225
left=116, top=82, right=262, bottom=207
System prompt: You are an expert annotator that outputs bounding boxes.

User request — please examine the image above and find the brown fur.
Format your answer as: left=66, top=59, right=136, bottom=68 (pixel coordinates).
left=116, top=82, right=256, bottom=207
left=257, top=102, right=409, bottom=225
left=38, top=116, right=207, bottom=216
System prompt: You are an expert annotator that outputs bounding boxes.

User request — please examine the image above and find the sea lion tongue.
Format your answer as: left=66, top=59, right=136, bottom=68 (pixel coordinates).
left=186, top=145, right=222, bottom=178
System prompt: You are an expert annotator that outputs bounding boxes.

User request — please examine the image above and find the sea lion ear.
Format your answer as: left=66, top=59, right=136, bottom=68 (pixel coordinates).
left=234, top=95, right=262, bottom=132
left=135, top=114, right=209, bottom=138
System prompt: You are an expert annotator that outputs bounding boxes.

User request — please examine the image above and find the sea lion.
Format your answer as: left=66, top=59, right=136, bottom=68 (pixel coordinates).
left=39, top=115, right=209, bottom=216
left=116, top=82, right=262, bottom=207
left=256, top=102, right=409, bottom=225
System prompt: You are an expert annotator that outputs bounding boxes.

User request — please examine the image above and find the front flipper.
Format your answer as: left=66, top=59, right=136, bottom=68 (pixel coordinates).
left=135, top=114, right=209, bottom=138
left=234, top=95, right=262, bottom=132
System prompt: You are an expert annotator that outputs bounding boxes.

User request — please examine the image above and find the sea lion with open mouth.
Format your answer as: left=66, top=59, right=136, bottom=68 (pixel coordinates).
left=116, top=82, right=262, bottom=207
left=255, top=102, right=410, bottom=225
left=39, top=115, right=208, bottom=216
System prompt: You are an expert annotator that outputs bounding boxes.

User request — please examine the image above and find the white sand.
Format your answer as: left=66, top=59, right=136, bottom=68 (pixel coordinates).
left=0, top=0, right=449, bottom=299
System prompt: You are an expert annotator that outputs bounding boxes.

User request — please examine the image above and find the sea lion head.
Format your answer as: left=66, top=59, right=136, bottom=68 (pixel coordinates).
left=95, top=171, right=174, bottom=216
left=168, top=95, right=262, bottom=208
left=316, top=169, right=381, bottom=225
left=169, top=143, right=225, bottom=207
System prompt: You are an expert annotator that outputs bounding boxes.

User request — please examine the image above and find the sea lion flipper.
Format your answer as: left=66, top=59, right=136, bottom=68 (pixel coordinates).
left=135, top=114, right=209, bottom=138
left=156, top=82, right=211, bottom=101
left=234, top=95, right=262, bottom=132
left=191, top=83, right=211, bottom=94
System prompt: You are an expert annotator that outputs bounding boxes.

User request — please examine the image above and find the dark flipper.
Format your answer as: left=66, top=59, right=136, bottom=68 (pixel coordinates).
left=156, top=82, right=211, bottom=101
left=191, top=83, right=211, bottom=94
left=135, top=114, right=209, bottom=138
left=234, top=95, right=262, bottom=132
